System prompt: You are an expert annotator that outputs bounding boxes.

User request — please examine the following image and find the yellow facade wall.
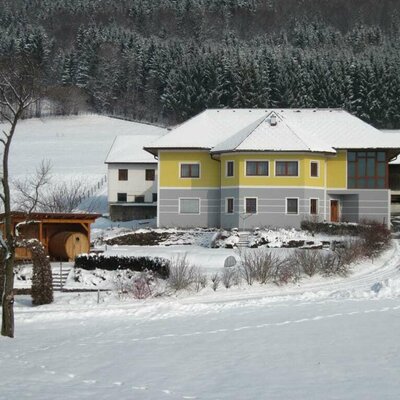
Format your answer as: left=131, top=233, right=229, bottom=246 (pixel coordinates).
left=159, top=151, right=220, bottom=187
left=220, top=153, right=326, bottom=187
left=159, top=150, right=348, bottom=189
left=326, top=150, right=347, bottom=188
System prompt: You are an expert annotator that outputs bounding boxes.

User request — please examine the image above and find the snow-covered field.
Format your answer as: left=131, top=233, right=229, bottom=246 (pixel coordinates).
left=2, top=241, right=400, bottom=399
left=2, top=114, right=166, bottom=213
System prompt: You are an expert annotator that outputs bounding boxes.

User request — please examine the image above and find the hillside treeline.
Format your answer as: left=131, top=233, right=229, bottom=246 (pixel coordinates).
left=1, top=0, right=400, bottom=127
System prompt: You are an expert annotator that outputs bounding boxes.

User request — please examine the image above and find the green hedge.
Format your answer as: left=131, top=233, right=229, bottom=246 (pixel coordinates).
left=74, top=254, right=170, bottom=279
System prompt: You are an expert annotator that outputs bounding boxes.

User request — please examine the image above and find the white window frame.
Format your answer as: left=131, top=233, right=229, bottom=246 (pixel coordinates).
left=225, top=197, right=234, bottom=214
left=285, top=197, right=299, bottom=215
left=310, top=160, right=320, bottom=178
left=309, top=198, right=319, bottom=215
left=225, top=160, right=235, bottom=178
left=245, top=160, right=269, bottom=177
left=179, top=197, right=201, bottom=215
left=179, top=162, right=201, bottom=179
left=244, top=197, right=258, bottom=215
left=274, top=160, right=300, bottom=177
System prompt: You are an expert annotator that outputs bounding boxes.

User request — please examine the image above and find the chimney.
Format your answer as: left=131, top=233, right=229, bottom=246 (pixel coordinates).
left=270, top=114, right=277, bottom=126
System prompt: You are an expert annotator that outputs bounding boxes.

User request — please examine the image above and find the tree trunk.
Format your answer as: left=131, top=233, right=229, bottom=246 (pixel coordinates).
left=1, top=116, right=18, bottom=338
left=1, top=256, right=14, bottom=337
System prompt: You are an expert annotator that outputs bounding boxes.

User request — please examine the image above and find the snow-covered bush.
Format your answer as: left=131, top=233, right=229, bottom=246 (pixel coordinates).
left=193, top=269, right=208, bottom=292
left=221, top=267, right=239, bottom=288
left=113, top=270, right=155, bottom=299
left=272, top=259, right=301, bottom=286
left=167, top=254, right=197, bottom=291
left=333, top=239, right=364, bottom=269
left=359, top=221, right=391, bottom=258
left=211, top=273, right=221, bottom=291
left=289, top=250, right=320, bottom=277
left=239, top=249, right=285, bottom=285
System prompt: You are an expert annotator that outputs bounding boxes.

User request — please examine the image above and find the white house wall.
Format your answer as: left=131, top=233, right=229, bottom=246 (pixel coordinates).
left=108, top=163, right=158, bottom=203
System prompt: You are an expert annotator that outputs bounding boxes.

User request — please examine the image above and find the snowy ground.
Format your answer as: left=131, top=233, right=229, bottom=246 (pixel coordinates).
left=2, top=241, right=400, bottom=399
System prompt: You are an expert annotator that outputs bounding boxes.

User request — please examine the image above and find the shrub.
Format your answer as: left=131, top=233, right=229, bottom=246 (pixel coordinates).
left=359, top=221, right=391, bottom=258
left=319, top=251, right=351, bottom=277
left=167, top=254, right=197, bottom=291
left=193, top=269, right=208, bottom=292
left=333, top=238, right=364, bottom=267
left=239, top=249, right=286, bottom=285
left=301, top=220, right=362, bottom=236
left=221, top=267, right=238, bottom=288
left=75, top=254, right=170, bottom=279
left=272, top=259, right=301, bottom=285
left=211, top=273, right=221, bottom=291
left=113, top=270, right=154, bottom=299
left=288, top=250, right=320, bottom=277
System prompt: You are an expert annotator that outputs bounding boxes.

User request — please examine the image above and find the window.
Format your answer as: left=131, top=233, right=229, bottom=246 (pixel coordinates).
left=135, top=195, right=144, bottom=203
left=245, top=198, right=257, bottom=214
left=179, top=198, right=200, bottom=214
left=348, top=151, right=387, bottom=189
left=117, top=193, right=127, bottom=202
left=286, top=198, right=298, bottom=214
left=226, top=198, right=234, bottom=214
left=226, top=161, right=234, bottom=177
left=310, top=162, right=319, bottom=177
left=152, top=193, right=157, bottom=202
left=118, top=169, right=128, bottom=181
left=180, top=163, right=200, bottom=178
left=145, top=169, right=155, bottom=181
left=246, top=161, right=269, bottom=176
left=275, top=161, right=299, bottom=177
left=310, top=199, right=318, bottom=215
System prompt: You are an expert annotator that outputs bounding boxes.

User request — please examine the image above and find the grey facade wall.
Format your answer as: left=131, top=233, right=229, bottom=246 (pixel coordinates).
left=327, top=189, right=390, bottom=226
left=159, top=188, right=221, bottom=228
left=220, top=187, right=325, bottom=229
left=158, top=187, right=390, bottom=229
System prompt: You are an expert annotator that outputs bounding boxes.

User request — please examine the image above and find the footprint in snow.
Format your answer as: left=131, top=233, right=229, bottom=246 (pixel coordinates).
left=162, top=389, right=171, bottom=395
left=67, top=374, right=75, bottom=379
left=132, top=386, right=147, bottom=390
left=83, top=380, right=96, bottom=384
left=113, top=382, right=123, bottom=386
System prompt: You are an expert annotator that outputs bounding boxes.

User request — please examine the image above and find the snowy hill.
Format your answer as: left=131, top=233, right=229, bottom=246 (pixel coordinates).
left=0, top=114, right=167, bottom=213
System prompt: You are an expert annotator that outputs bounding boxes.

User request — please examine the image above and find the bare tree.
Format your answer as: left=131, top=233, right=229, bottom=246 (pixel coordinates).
left=0, top=54, right=41, bottom=338
left=13, top=160, right=52, bottom=214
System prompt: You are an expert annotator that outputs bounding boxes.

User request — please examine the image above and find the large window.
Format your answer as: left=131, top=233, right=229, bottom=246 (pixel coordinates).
left=179, top=198, right=200, bottom=214
left=118, top=169, right=128, bottom=181
left=275, top=161, right=299, bottom=176
left=180, top=163, right=200, bottom=178
left=348, top=151, right=386, bottom=189
left=286, top=198, right=298, bottom=214
left=246, top=161, right=269, bottom=176
left=245, top=198, right=257, bottom=214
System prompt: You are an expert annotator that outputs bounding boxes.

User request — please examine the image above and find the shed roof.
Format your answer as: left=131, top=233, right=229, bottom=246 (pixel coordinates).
left=0, top=212, right=101, bottom=222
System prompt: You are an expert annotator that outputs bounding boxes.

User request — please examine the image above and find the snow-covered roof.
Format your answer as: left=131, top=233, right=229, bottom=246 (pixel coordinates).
left=382, top=130, right=400, bottom=164
left=105, top=133, right=166, bottom=164
left=145, top=109, right=400, bottom=155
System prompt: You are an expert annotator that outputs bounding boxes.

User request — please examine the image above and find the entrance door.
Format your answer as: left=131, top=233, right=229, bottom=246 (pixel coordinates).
left=330, top=200, right=339, bottom=222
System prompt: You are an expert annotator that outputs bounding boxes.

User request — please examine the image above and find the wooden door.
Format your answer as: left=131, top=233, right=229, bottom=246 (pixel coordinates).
left=330, top=200, right=339, bottom=222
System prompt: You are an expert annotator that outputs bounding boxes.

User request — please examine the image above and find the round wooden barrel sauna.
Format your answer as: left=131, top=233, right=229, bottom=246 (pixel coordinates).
left=49, top=231, right=89, bottom=261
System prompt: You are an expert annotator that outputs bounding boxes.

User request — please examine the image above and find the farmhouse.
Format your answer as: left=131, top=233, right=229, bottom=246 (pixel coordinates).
left=105, top=133, right=166, bottom=221
left=145, top=109, right=400, bottom=229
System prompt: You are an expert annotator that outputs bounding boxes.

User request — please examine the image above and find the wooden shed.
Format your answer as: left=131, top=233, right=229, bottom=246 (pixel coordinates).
left=0, top=212, right=100, bottom=261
